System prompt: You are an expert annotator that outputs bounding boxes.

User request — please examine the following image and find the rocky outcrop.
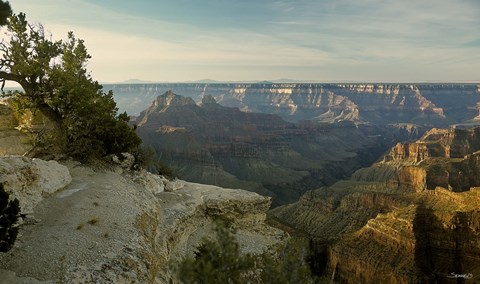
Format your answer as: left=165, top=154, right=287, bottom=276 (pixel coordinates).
left=328, top=190, right=480, bottom=283
left=0, top=157, right=284, bottom=283
left=387, top=127, right=480, bottom=164
left=107, top=83, right=479, bottom=126
left=137, top=90, right=196, bottom=126
left=271, top=125, right=480, bottom=283
left=0, top=156, right=71, bottom=214
left=201, top=94, right=217, bottom=105
left=389, top=142, right=430, bottom=163
left=385, top=126, right=480, bottom=193
left=397, top=166, right=427, bottom=192
left=135, top=92, right=394, bottom=205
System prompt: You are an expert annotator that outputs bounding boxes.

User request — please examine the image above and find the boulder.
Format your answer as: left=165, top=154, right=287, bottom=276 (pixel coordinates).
left=164, top=178, right=184, bottom=192
left=0, top=156, right=72, bottom=214
left=110, top=153, right=135, bottom=170
left=132, top=170, right=166, bottom=195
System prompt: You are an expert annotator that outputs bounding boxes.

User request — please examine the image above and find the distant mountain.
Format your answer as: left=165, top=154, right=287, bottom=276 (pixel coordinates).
left=183, top=79, right=220, bottom=83
left=119, top=79, right=155, bottom=84
left=271, top=78, right=300, bottom=83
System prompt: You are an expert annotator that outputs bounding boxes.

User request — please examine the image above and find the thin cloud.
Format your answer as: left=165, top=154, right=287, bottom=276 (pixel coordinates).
left=9, top=0, right=480, bottom=82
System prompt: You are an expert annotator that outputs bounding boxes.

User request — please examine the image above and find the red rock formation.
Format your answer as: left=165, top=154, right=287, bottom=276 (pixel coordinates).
left=272, top=125, right=480, bottom=282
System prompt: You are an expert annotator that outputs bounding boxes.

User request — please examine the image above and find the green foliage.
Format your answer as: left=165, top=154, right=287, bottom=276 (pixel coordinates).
left=132, top=145, right=156, bottom=169
left=155, top=161, right=177, bottom=180
left=0, top=1, right=10, bottom=26
left=0, top=182, right=20, bottom=252
left=0, top=13, right=141, bottom=161
left=174, top=221, right=256, bottom=284
left=87, top=216, right=99, bottom=225
left=174, top=221, right=315, bottom=284
left=132, top=145, right=177, bottom=179
left=6, top=91, right=29, bottom=121
left=260, top=239, right=313, bottom=284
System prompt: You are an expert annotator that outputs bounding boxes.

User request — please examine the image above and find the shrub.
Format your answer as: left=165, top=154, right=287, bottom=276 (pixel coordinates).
left=87, top=216, right=99, bottom=225
left=0, top=182, right=20, bottom=252
left=174, top=220, right=256, bottom=284
left=132, top=145, right=177, bottom=179
left=174, top=220, right=315, bottom=284
left=260, top=238, right=314, bottom=284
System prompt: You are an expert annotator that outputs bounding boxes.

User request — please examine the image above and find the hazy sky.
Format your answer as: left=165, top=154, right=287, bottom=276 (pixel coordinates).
left=8, top=0, right=480, bottom=83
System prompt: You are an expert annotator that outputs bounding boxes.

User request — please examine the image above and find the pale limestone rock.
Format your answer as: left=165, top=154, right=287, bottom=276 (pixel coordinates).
left=0, top=156, right=72, bottom=214
left=0, top=161, right=284, bottom=283
left=151, top=182, right=285, bottom=282
left=0, top=269, right=52, bottom=284
left=164, top=178, right=185, bottom=192
left=133, top=170, right=165, bottom=194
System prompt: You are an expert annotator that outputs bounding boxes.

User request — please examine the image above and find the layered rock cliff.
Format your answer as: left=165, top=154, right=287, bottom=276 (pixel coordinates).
left=388, top=127, right=480, bottom=163
left=0, top=155, right=284, bottom=283
left=135, top=91, right=395, bottom=206
left=388, top=126, right=480, bottom=192
left=107, top=83, right=479, bottom=126
left=271, top=126, right=480, bottom=283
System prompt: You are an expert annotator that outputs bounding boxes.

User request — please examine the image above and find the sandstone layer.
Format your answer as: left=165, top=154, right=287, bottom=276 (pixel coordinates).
left=107, top=83, right=480, bottom=127
left=271, top=126, right=480, bottom=283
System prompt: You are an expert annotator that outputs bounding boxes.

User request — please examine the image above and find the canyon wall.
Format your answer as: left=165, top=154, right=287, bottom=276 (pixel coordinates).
left=271, top=126, right=480, bottom=282
left=106, top=83, right=480, bottom=126
left=135, top=91, right=395, bottom=206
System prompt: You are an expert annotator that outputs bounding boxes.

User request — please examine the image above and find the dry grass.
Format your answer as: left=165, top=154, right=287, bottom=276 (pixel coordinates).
left=87, top=216, right=99, bottom=225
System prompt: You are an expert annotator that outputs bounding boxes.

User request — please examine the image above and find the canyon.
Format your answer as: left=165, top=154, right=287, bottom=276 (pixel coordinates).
left=271, top=126, right=480, bottom=283
left=0, top=100, right=288, bottom=283
left=134, top=91, right=411, bottom=206
left=105, top=83, right=480, bottom=281
left=107, top=83, right=480, bottom=126
left=2, top=83, right=480, bottom=282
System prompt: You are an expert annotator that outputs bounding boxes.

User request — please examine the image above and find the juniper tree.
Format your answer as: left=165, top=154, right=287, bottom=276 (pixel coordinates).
left=0, top=13, right=141, bottom=160
left=175, top=221, right=256, bottom=284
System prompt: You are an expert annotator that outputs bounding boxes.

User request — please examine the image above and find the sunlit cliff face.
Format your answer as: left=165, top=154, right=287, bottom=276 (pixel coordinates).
left=109, top=83, right=478, bottom=126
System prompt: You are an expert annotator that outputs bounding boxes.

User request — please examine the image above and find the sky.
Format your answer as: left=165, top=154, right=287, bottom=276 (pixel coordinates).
left=6, top=0, right=480, bottom=83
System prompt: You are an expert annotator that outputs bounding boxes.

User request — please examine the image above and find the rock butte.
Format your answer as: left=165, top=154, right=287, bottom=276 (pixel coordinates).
left=271, top=126, right=480, bottom=282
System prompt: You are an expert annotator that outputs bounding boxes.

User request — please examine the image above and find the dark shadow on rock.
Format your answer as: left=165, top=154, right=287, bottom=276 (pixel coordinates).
left=413, top=202, right=478, bottom=284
